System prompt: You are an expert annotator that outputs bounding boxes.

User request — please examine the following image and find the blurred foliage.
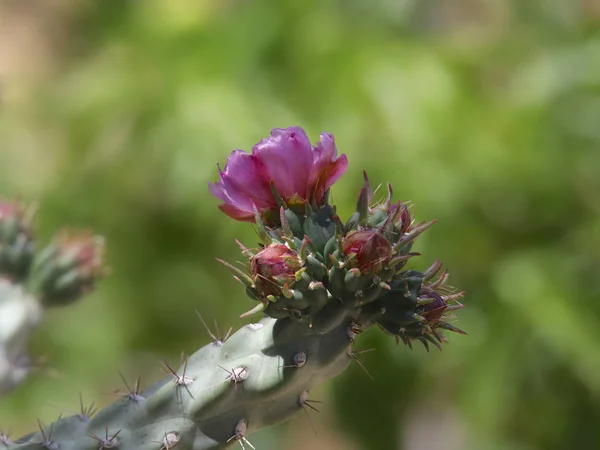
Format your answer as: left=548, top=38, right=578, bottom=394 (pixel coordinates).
left=1, top=0, right=600, bottom=449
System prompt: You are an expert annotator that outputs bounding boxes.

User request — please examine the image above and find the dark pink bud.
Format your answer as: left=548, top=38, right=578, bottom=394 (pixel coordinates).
left=418, top=289, right=447, bottom=324
left=251, top=243, right=302, bottom=296
left=389, top=202, right=411, bottom=235
left=209, top=127, right=348, bottom=222
left=342, top=230, right=393, bottom=274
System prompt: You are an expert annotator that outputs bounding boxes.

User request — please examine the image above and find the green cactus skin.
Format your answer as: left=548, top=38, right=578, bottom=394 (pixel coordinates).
left=6, top=304, right=355, bottom=450
left=0, top=280, right=43, bottom=396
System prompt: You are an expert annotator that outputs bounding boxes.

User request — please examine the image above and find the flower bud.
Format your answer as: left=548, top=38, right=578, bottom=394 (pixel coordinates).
left=342, top=230, right=393, bottom=274
left=28, top=231, right=105, bottom=306
left=0, top=201, right=35, bottom=281
left=251, top=243, right=302, bottom=297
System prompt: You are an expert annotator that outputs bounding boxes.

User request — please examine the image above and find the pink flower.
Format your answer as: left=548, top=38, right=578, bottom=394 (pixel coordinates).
left=251, top=243, right=302, bottom=297
left=209, top=127, right=348, bottom=222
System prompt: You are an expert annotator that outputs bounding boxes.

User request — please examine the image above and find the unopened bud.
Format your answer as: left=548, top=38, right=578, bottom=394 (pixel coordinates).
left=28, top=231, right=105, bottom=306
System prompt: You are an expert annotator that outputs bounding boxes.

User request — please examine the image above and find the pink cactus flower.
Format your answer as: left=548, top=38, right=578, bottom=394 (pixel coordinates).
left=209, top=127, right=348, bottom=222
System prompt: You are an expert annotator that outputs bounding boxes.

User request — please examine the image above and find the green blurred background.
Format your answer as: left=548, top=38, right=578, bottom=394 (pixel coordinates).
left=2, top=0, right=600, bottom=449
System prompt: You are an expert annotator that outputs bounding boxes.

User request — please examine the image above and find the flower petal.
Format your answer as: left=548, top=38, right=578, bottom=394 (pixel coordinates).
left=252, top=127, right=313, bottom=199
left=308, top=133, right=348, bottom=201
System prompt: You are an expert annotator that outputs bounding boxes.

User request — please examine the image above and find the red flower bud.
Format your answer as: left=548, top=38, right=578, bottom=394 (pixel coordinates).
left=251, top=243, right=302, bottom=297
left=342, top=230, right=393, bottom=274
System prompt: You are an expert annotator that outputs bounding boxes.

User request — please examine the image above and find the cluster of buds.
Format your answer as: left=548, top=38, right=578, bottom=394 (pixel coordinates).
left=210, top=127, right=465, bottom=349
left=0, top=201, right=106, bottom=397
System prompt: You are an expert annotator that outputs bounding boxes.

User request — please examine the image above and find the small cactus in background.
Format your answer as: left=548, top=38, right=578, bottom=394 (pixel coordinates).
left=0, top=201, right=105, bottom=397
left=5, top=127, right=464, bottom=449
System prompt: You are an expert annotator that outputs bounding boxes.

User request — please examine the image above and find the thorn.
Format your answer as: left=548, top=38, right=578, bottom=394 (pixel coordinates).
left=153, top=431, right=180, bottom=450
left=218, top=366, right=248, bottom=386
left=436, top=321, right=467, bottom=335
left=89, top=424, right=122, bottom=449
left=299, top=391, right=323, bottom=436
left=348, top=348, right=375, bottom=381
left=215, top=258, right=254, bottom=287
left=36, top=418, right=59, bottom=450
left=236, top=239, right=255, bottom=259
left=227, top=420, right=256, bottom=450
left=116, top=371, right=145, bottom=402
left=195, top=310, right=231, bottom=345
left=239, top=301, right=267, bottom=319
left=78, top=393, right=98, bottom=421
left=280, top=351, right=307, bottom=369
left=160, top=358, right=195, bottom=401
left=0, top=428, right=13, bottom=446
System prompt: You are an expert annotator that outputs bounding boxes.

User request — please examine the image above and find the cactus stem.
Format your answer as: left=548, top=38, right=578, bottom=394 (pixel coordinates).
left=215, top=258, right=254, bottom=287
left=89, top=425, right=121, bottom=449
left=117, top=371, right=145, bottom=402
left=240, top=300, right=268, bottom=319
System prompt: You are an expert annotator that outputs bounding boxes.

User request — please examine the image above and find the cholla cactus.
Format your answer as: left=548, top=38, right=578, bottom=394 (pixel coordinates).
left=5, top=127, right=464, bottom=449
left=0, top=201, right=105, bottom=397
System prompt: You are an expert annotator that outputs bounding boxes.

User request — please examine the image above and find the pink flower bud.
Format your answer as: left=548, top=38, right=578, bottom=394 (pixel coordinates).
left=251, top=243, right=302, bottom=297
left=342, top=230, right=393, bottom=274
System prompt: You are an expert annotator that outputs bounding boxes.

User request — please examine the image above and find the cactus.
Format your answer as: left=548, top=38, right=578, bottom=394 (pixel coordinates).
left=0, top=201, right=105, bottom=397
left=3, top=127, right=465, bottom=449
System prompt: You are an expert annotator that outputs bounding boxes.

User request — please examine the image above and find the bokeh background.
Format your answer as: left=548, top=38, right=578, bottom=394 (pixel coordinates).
left=2, top=0, right=600, bottom=449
